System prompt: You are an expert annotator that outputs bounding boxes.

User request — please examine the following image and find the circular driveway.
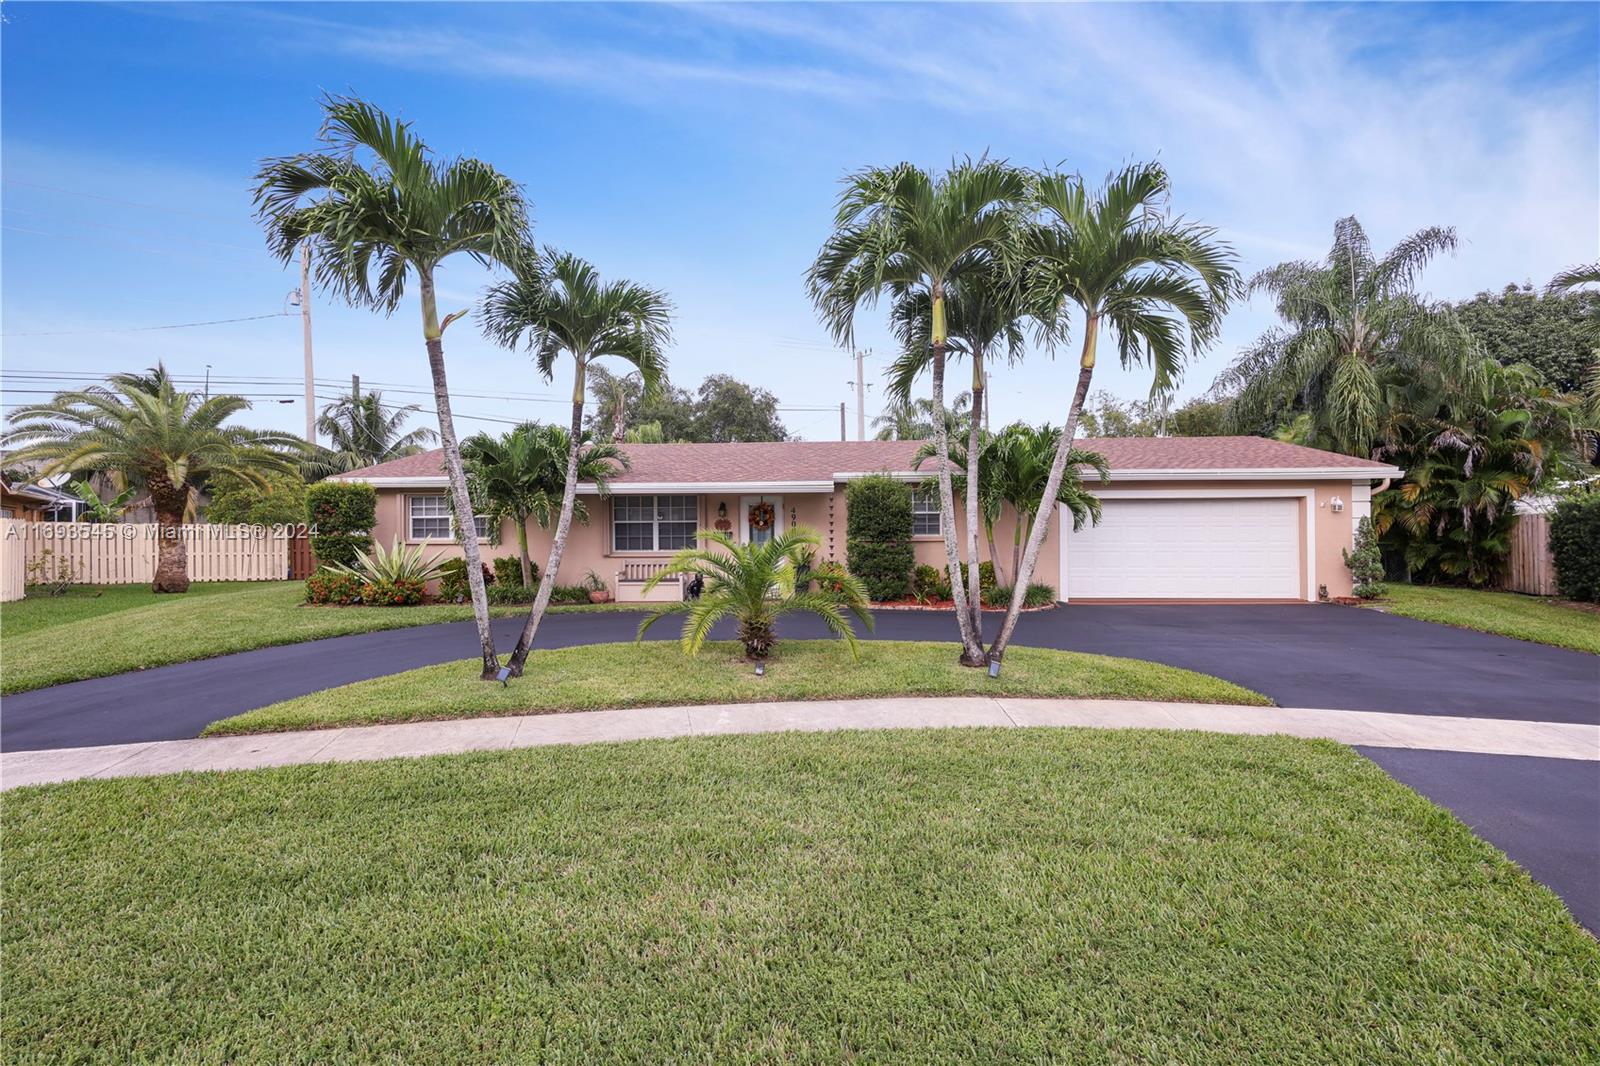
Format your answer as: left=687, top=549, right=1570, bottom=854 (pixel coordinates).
left=3, top=603, right=1595, bottom=752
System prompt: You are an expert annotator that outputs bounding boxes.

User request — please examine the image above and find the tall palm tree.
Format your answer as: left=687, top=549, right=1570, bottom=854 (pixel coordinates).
left=871, top=393, right=969, bottom=441
left=254, top=95, right=530, bottom=679
left=480, top=248, right=673, bottom=675
left=636, top=526, right=872, bottom=661
left=3, top=378, right=299, bottom=592
left=887, top=263, right=1033, bottom=634
left=462, top=422, right=629, bottom=588
left=806, top=158, right=1029, bottom=667
left=1216, top=216, right=1478, bottom=456
left=989, top=163, right=1238, bottom=662
left=311, top=389, right=437, bottom=475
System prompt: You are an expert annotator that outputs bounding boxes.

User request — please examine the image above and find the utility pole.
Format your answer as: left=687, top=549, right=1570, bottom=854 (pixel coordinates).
left=203, top=364, right=212, bottom=400
left=300, top=242, right=315, bottom=445
left=352, top=374, right=360, bottom=402
left=855, top=349, right=867, bottom=441
left=839, top=401, right=846, bottom=442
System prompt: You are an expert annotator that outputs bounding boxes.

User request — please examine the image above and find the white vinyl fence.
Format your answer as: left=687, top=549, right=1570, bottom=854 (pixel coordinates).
left=1, top=520, right=290, bottom=600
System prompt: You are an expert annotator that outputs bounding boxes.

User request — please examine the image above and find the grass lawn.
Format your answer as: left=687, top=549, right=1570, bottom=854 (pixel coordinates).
left=5, top=729, right=1596, bottom=1062
left=205, top=638, right=1269, bottom=735
left=1374, top=584, right=1600, bottom=654
left=0, top=581, right=645, bottom=694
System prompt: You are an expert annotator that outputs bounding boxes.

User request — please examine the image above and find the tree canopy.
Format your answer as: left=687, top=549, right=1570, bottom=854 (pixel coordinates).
left=1453, top=282, right=1600, bottom=394
left=586, top=372, right=789, bottom=443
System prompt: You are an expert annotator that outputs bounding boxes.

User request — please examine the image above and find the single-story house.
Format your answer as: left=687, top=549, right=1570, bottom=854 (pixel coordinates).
left=0, top=476, right=87, bottom=522
left=332, top=437, right=1401, bottom=603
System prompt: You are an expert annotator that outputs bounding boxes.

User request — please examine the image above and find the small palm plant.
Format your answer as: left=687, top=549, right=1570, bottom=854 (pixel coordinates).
left=636, top=527, right=873, bottom=661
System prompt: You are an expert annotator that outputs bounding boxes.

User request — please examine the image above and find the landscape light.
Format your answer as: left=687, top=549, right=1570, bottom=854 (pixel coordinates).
left=496, top=666, right=512, bottom=687
left=988, top=658, right=1001, bottom=679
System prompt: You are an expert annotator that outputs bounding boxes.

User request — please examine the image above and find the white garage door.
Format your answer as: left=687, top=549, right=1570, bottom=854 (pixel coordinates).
left=1065, top=497, right=1302, bottom=600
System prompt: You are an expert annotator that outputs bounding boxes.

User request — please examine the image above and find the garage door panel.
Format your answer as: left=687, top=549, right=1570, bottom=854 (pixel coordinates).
left=1067, top=497, right=1301, bottom=600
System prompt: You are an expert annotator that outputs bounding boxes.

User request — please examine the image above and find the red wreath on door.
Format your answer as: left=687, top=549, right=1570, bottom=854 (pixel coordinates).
left=748, top=501, right=776, bottom=532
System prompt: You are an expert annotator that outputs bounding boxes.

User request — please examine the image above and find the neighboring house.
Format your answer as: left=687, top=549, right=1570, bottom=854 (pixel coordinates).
left=0, top=476, right=86, bottom=522
left=332, top=437, right=1400, bottom=603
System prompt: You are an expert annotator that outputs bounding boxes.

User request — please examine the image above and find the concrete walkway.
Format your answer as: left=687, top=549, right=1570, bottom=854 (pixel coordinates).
left=4, top=697, right=1596, bottom=790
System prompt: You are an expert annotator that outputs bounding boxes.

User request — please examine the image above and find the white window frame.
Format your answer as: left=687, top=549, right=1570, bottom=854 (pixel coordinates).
left=611, top=494, right=698, bottom=553
left=407, top=494, right=488, bottom=542
left=911, top=487, right=941, bottom=537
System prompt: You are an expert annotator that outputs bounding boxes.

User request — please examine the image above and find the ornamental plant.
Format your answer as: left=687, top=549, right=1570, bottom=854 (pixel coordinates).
left=305, top=569, right=363, bottom=606
left=327, top=536, right=449, bottom=588
left=846, top=475, right=914, bottom=601
left=361, top=578, right=427, bottom=607
left=440, top=559, right=496, bottom=602
left=306, top=481, right=377, bottom=569
left=1343, top=517, right=1386, bottom=600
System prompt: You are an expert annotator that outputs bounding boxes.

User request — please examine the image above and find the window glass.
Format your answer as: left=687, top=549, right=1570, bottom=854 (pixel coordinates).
left=612, top=495, right=698, bottom=551
left=911, top=488, right=941, bottom=536
left=409, top=495, right=452, bottom=540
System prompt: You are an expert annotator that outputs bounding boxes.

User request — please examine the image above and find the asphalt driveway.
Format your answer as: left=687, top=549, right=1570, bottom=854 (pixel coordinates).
left=4, top=603, right=1595, bottom=752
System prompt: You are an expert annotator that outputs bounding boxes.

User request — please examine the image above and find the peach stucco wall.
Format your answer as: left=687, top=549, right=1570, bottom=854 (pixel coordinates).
left=364, top=477, right=1363, bottom=599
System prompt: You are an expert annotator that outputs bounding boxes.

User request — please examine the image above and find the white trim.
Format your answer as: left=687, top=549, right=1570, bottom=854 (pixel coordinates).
left=1059, top=487, right=1318, bottom=603
left=580, top=480, right=832, bottom=494
left=1095, top=465, right=1401, bottom=482
left=830, top=470, right=924, bottom=482
left=338, top=475, right=449, bottom=487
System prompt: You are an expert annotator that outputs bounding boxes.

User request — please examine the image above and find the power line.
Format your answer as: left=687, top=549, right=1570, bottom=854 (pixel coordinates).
left=1, top=313, right=294, bottom=338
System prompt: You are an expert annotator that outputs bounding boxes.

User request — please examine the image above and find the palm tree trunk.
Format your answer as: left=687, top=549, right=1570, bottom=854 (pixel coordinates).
left=516, top=515, right=533, bottom=588
left=1011, top=513, right=1028, bottom=591
left=989, top=315, right=1099, bottom=661
left=929, top=285, right=987, bottom=667
left=507, top=359, right=587, bottom=674
left=419, top=270, right=499, bottom=679
left=985, top=521, right=1005, bottom=588
left=149, top=475, right=190, bottom=594
left=964, top=351, right=985, bottom=637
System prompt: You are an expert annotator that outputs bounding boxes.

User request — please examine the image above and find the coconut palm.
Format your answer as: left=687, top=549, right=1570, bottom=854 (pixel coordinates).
left=887, top=263, right=1034, bottom=634
left=480, top=248, right=673, bottom=674
left=636, top=526, right=872, bottom=660
left=310, top=389, right=437, bottom=475
left=1216, top=216, right=1479, bottom=456
left=2, top=378, right=299, bottom=592
left=989, top=162, right=1238, bottom=662
left=462, top=422, right=629, bottom=588
left=806, top=158, right=1029, bottom=667
left=254, top=94, right=529, bottom=679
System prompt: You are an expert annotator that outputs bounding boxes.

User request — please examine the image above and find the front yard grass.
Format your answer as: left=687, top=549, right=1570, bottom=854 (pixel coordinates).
left=5, top=728, right=1596, bottom=1062
left=205, top=638, right=1268, bottom=735
left=0, top=581, right=645, bottom=694
left=1374, top=584, right=1600, bottom=654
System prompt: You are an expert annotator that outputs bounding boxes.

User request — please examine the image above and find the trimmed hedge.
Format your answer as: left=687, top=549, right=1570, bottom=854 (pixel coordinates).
left=846, top=475, right=914, bottom=601
left=1550, top=494, right=1600, bottom=602
left=306, top=482, right=377, bottom=569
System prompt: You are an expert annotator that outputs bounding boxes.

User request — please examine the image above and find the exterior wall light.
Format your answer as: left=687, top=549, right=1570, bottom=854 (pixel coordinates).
left=1330, top=496, right=1345, bottom=512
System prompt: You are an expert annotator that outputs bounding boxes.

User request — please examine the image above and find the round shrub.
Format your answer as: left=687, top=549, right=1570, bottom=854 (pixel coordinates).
left=439, top=558, right=494, bottom=602
left=846, top=475, right=914, bottom=601
left=305, top=569, right=362, bottom=606
left=306, top=481, right=377, bottom=569
left=493, top=556, right=535, bottom=588
left=361, top=578, right=426, bottom=607
left=1550, top=494, right=1600, bottom=602
left=911, top=563, right=943, bottom=602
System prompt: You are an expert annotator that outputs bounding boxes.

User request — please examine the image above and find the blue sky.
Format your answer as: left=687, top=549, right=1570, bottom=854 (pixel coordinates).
left=3, top=2, right=1596, bottom=441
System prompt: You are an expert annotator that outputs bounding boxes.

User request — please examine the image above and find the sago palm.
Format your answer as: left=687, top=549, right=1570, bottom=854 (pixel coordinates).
left=254, top=94, right=529, bottom=679
left=636, top=526, right=873, bottom=661
left=2, top=377, right=299, bottom=592
left=462, top=422, right=629, bottom=588
left=311, top=389, right=437, bottom=475
left=807, top=158, right=1029, bottom=666
left=990, top=162, right=1238, bottom=661
left=1216, top=216, right=1478, bottom=456
left=480, top=247, right=673, bottom=674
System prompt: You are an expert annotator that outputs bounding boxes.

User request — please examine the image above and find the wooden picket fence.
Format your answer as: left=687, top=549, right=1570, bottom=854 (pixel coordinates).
left=1498, top=512, right=1557, bottom=597
left=0, top=520, right=293, bottom=600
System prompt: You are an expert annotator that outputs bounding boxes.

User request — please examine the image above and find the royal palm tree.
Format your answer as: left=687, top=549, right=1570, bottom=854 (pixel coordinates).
left=311, top=389, right=437, bottom=475
left=807, top=158, right=1029, bottom=667
left=1216, top=216, right=1478, bottom=456
left=636, top=526, right=872, bottom=660
left=888, top=263, right=1033, bottom=633
left=989, top=163, right=1238, bottom=663
left=462, top=422, right=629, bottom=588
left=254, top=94, right=529, bottom=679
left=480, top=248, right=673, bottom=675
left=3, top=378, right=299, bottom=592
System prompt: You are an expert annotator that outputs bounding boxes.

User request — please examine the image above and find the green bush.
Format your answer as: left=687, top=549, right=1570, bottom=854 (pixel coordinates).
left=810, top=560, right=851, bottom=595
left=360, top=579, right=426, bottom=607
left=439, top=559, right=495, bottom=602
left=1024, top=583, right=1056, bottom=608
left=983, top=582, right=1055, bottom=609
left=1343, top=517, right=1386, bottom=600
left=846, top=475, right=914, bottom=601
left=911, top=564, right=943, bottom=603
left=487, top=582, right=536, bottom=605
left=306, top=482, right=377, bottom=569
left=493, top=556, right=534, bottom=588
left=958, top=561, right=998, bottom=594
left=305, top=569, right=362, bottom=606
left=550, top=584, right=593, bottom=605
left=1550, top=495, right=1600, bottom=602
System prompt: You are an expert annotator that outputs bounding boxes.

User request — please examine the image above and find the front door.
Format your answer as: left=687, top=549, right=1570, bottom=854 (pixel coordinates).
left=739, top=495, right=784, bottom=546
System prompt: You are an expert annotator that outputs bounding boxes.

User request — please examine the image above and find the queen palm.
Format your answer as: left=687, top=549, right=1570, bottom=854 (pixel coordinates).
left=254, top=94, right=529, bottom=679
left=311, top=389, right=437, bottom=475
left=989, top=163, right=1238, bottom=663
left=807, top=159, right=1029, bottom=667
left=887, top=263, right=1032, bottom=634
left=480, top=248, right=673, bottom=675
left=636, top=527, right=872, bottom=661
left=1216, top=216, right=1478, bottom=456
left=462, top=422, right=629, bottom=588
left=2, top=377, right=299, bottom=593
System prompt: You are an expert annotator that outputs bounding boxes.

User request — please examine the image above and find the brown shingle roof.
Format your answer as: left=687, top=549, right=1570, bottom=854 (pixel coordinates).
left=333, top=436, right=1393, bottom=484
